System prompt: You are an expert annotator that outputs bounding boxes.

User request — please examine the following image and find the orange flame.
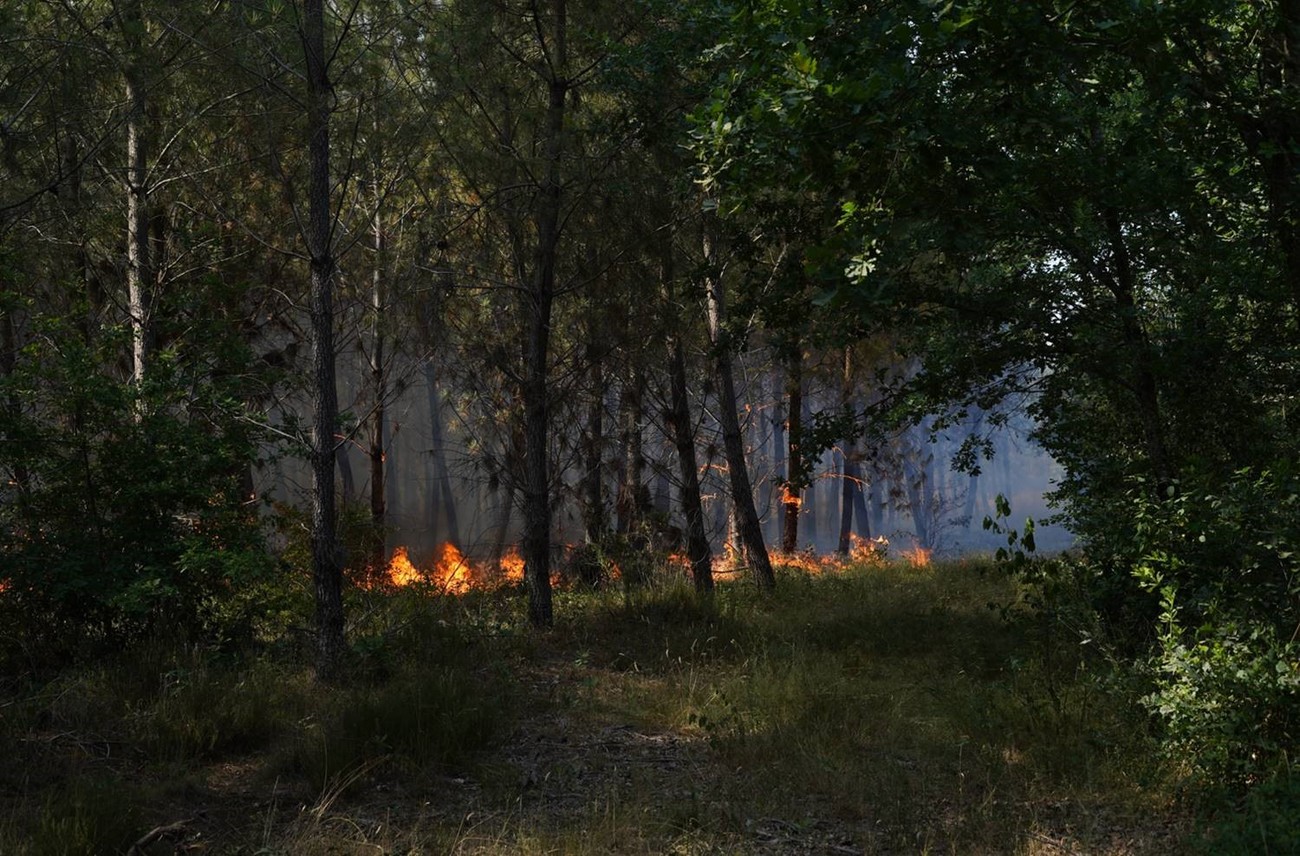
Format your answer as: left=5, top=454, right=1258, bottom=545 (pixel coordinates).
left=901, top=543, right=932, bottom=568
left=849, top=534, right=889, bottom=564
left=431, top=542, right=475, bottom=594
left=386, top=546, right=424, bottom=587
left=0, top=578, right=10, bottom=595
left=500, top=547, right=525, bottom=583
left=780, top=485, right=803, bottom=508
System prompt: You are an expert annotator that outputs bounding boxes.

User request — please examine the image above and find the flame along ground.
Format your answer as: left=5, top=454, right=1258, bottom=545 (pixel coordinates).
left=367, top=544, right=527, bottom=593
left=366, top=533, right=931, bottom=594
left=0, top=536, right=930, bottom=600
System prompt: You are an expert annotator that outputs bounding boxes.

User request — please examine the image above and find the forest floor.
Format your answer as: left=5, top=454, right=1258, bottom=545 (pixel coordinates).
left=1, top=557, right=1198, bottom=854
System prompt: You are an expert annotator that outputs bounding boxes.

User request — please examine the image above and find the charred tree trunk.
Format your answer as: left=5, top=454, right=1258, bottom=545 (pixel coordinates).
left=304, top=0, right=345, bottom=680
left=702, top=212, right=774, bottom=591
left=781, top=353, right=802, bottom=555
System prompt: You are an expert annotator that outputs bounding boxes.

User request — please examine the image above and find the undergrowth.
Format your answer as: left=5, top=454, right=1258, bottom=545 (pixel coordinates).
left=0, top=556, right=1195, bottom=854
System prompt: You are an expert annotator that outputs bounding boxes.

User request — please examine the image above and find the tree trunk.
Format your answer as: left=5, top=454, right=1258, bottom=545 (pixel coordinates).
left=424, top=361, right=461, bottom=546
left=521, top=0, right=567, bottom=627
left=304, top=0, right=345, bottom=680
left=1104, top=208, right=1177, bottom=493
left=581, top=342, right=607, bottom=543
left=617, top=368, right=648, bottom=535
left=368, top=195, right=387, bottom=572
left=124, top=0, right=151, bottom=387
left=772, top=391, right=785, bottom=545
left=702, top=211, right=774, bottom=591
left=781, top=353, right=802, bottom=554
left=492, top=482, right=516, bottom=569
left=836, top=350, right=856, bottom=556
left=335, top=444, right=356, bottom=500
left=664, top=255, right=713, bottom=593
left=0, top=306, right=29, bottom=499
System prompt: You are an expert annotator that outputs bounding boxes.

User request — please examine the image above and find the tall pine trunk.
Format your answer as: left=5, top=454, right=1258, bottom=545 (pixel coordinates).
left=304, top=0, right=345, bottom=679
left=521, top=0, right=568, bottom=627
left=368, top=192, right=387, bottom=572
left=662, top=250, right=713, bottom=593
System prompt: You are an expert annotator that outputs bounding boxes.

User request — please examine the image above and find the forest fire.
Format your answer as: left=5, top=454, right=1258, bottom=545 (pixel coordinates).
left=500, top=547, right=525, bottom=583
left=371, top=544, right=520, bottom=594
left=850, top=533, right=890, bottom=563
left=900, top=543, right=933, bottom=568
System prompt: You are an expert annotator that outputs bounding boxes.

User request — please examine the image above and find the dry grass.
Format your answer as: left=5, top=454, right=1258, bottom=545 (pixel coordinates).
left=0, top=557, right=1193, bottom=854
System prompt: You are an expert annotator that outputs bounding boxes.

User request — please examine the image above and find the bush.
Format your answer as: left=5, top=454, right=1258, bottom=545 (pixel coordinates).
left=1130, top=468, right=1300, bottom=788
left=0, top=318, right=278, bottom=657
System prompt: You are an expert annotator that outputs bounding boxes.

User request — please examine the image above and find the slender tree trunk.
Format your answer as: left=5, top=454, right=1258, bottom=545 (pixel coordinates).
left=781, top=353, right=802, bottom=554
left=368, top=194, right=387, bottom=572
left=335, top=444, right=356, bottom=500
left=702, top=212, right=774, bottom=591
left=772, top=393, right=785, bottom=544
left=581, top=342, right=606, bottom=543
left=521, top=0, right=568, bottom=627
left=492, top=482, right=516, bottom=569
left=836, top=349, right=856, bottom=556
left=617, top=368, right=648, bottom=535
left=424, top=361, right=460, bottom=545
left=124, top=1, right=151, bottom=387
left=0, top=306, right=29, bottom=499
left=904, top=456, right=931, bottom=548
left=664, top=257, right=713, bottom=592
left=304, top=0, right=345, bottom=679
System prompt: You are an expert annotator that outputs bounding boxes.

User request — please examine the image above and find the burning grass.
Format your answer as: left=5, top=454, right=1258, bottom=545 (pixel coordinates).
left=365, top=543, right=526, bottom=593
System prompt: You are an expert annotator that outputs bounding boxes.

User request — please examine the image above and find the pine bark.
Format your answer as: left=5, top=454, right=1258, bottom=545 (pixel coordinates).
left=663, top=251, right=713, bottom=593
left=521, top=0, right=568, bottom=627
left=304, top=0, right=345, bottom=679
left=368, top=196, right=387, bottom=572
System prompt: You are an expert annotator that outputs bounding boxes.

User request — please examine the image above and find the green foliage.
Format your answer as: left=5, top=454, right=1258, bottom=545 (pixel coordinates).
left=29, top=776, right=144, bottom=856
left=0, top=309, right=277, bottom=657
left=286, top=663, right=510, bottom=792
left=1196, top=773, right=1300, bottom=856
left=1126, top=469, right=1300, bottom=788
left=144, top=656, right=310, bottom=761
